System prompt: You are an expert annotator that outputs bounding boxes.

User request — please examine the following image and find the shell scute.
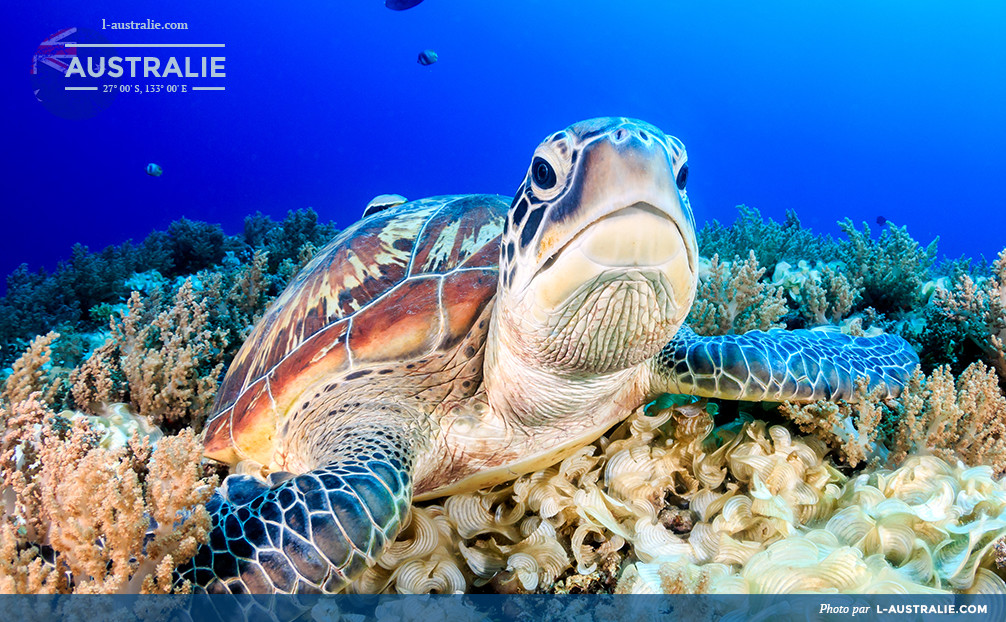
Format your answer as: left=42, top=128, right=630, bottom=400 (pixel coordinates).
left=203, top=405, right=233, bottom=458
left=440, top=269, right=498, bottom=350
left=264, top=318, right=352, bottom=438
left=347, top=277, right=442, bottom=365
left=409, top=195, right=507, bottom=276
left=218, top=376, right=278, bottom=465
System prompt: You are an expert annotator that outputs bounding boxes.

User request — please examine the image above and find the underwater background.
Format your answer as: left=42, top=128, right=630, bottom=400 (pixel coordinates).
left=4, top=0, right=1006, bottom=598
left=5, top=0, right=1006, bottom=286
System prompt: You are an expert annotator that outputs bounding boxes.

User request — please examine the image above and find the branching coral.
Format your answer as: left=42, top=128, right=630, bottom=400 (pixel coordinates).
left=929, top=249, right=1006, bottom=382
left=68, top=280, right=226, bottom=431
left=780, top=361, right=1006, bottom=475
left=688, top=251, right=788, bottom=335
left=61, top=247, right=285, bottom=433
left=200, top=248, right=276, bottom=351
left=68, top=339, right=126, bottom=409
left=164, top=218, right=230, bottom=277
left=117, top=281, right=226, bottom=430
left=697, top=205, right=840, bottom=271
left=772, top=261, right=864, bottom=326
left=837, top=219, right=938, bottom=314
left=0, top=209, right=336, bottom=371
left=0, top=396, right=216, bottom=593
left=887, top=362, right=1006, bottom=471
left=779, top=378, right=888, bottom=468
left=1, top=331, right=60, bottom=406
left=241, top=207, right=339, bottom=277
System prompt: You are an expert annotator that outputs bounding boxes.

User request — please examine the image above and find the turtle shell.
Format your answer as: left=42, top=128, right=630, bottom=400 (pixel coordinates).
left=204, top=194, right=507, bottom=466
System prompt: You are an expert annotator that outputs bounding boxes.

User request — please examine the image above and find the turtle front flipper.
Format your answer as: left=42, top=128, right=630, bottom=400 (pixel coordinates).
left=176, top=421, right=413, bottom=593
left=649, top=325, right=920, bottom=402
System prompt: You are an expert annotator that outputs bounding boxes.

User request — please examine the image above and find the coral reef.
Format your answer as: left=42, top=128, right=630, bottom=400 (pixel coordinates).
left=0, top=203, right=1004, bottom=596
left=698, top=207, right=945, bottom=333
left=837, top=219, right=939, bottom=314
left=164, top=218, right=229, bottom=277
left=1, top=331, right=61, bottom=406
left=71, top=281, right=227, bottom=431
left=924, top=250, right=1006, bottom=382
left=240, top=208, right=339, bottom=280
left=697, top=205, right=839, bottom=271
left=781, top=361, right=1006, bottom=474
left=0, top=209, right=336, bottom=369
left=0, top=209, right=338, bottom=594
left=0, top=396, right=216, bottom=593
left=771, top=260, right=863, bottom=326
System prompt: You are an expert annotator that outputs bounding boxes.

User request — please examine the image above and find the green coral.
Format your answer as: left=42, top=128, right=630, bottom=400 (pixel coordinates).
left=837, top=219, right=938, bottom=314
left=165, top=218, right=232, bottom=276
left=0, top=210, right=337, bottom=370
left=241, top=208, right=339, bottom=277
left=698, top=205, right=839, bottom=272
left=921, top=250, right=1006, bottom=382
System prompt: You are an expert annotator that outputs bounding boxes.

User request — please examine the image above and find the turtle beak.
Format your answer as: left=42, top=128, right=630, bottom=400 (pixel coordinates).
left=538, top=202, right=687, bottom=272
left=526, top=125, right=697, bottom=318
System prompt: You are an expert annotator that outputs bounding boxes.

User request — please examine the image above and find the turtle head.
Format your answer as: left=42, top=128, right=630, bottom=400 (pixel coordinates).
left=496, top=117, right=698, bottom=373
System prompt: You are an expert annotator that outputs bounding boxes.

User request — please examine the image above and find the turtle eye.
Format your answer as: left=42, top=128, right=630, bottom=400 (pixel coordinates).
left=531, top=157, right=556, bottom=189
left=675, top=163, right=688, bottom=190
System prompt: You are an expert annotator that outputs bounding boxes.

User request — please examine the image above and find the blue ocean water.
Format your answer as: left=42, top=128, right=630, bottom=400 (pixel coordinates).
left=4, top=0, right=1005, bottom=286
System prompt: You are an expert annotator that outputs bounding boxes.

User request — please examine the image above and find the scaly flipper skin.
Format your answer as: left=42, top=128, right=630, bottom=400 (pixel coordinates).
left=652, top=325, right=920, bottom=401
left=176, top=423, right=413, bottom=593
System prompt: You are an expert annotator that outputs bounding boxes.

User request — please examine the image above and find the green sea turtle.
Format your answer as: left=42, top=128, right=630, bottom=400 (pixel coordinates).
left=178, top=117, right=918, bottom=593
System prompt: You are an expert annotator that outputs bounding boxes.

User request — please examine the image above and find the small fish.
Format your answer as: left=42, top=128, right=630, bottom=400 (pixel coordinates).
left=417, top=49, right=438, bottom=66
left=146, top=163, right=163, bottom=177
left=876, top=215, right=887, bottom=226
left=386, top=0, right=424, bottom=9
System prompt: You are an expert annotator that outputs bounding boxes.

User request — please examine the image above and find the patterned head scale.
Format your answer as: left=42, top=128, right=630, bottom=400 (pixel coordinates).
left=499, top=117, right=695, bottom=291
left=496, top=117, right=699, bottom=371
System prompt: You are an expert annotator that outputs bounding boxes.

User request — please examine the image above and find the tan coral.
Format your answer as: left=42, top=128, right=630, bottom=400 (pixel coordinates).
left=886, top=363, right=1006, bottom=474
left=687, top=251, right=788, bottom=336
left=2, top=332, right=60, bottom=406
left=0, top=397, right=216, bottom=594
left=780, top=378, right=889, bottom=468
left=800, top=263, right=864, bottom=326
left=68, top=339, right=125, bottom=412
left=111, top=281, right=226, bottom=430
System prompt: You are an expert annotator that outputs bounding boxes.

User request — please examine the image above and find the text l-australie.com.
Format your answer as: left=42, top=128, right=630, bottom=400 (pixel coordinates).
left=65, top=56, right=225, bottom=79
left=101, top=18, right=189, bottom=30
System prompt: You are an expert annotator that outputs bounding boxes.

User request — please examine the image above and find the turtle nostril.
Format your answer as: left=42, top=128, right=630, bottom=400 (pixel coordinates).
left=639, top=130, right=648, bottom=141
left=614, top=128, right=625, bottom=141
